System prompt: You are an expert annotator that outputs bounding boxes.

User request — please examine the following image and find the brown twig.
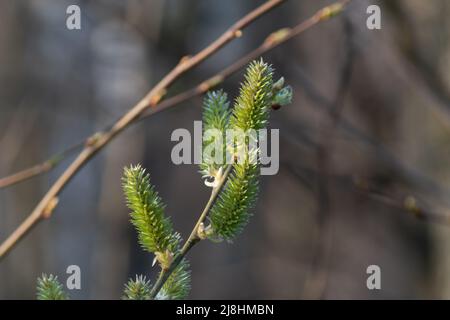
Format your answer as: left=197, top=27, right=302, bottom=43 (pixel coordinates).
left=0, top=0, right=287, bottom=259
left=0, top=141, right=84, bottom=189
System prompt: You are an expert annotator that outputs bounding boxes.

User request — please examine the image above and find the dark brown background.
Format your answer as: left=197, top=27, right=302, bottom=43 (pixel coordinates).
left=1, top=0, right=449, bottom=299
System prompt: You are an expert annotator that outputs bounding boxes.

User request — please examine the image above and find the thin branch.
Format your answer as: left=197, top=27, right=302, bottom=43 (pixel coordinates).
left=0, top=0, right=286, bottom=259
left=149, top=164, right=233, bottom=299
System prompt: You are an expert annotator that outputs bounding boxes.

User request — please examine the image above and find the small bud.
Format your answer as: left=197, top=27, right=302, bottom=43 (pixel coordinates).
left=271, top=85, right=293, bottom=108
left=86, top=132, right=103, bottom=147
left=272, top=77, right=285, bottom=91
left=271, top=104, right=282, bottom=110
left=319, top=3, right=344, bottom=21
left=43, top=197, right=59, bottom=219
left=154, top=250, right=174, bottom=270
left=404, top=196, right=421, bottom=216
left=179, top=55, right=191, bottom=65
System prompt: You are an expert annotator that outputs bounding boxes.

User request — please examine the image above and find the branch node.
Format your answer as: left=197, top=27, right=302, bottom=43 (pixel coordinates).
left=155, top=250, right=174, bottom=271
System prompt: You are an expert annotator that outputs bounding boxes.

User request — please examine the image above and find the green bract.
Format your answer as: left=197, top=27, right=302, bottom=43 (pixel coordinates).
left=156, top=259, right=191, bottom=300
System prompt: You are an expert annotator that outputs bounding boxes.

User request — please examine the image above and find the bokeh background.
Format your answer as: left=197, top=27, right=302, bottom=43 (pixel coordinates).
left=1, top=0, right=450, bottom=299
